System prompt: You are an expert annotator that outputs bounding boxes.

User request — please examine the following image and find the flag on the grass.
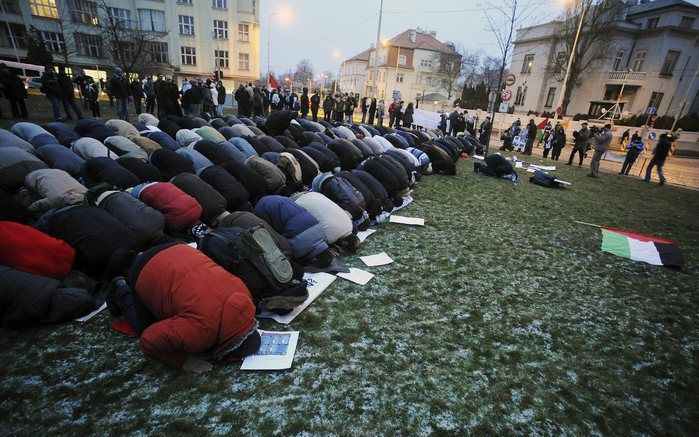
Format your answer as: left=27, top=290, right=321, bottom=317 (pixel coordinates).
left=600, top=227, right=683, bottom=268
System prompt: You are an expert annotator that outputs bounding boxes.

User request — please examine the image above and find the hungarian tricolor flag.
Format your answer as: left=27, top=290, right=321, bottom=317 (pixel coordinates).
left=600, top=227, right=683, bottom=268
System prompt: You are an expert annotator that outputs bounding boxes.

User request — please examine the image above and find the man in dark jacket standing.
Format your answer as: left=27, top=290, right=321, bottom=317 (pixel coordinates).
left=323, top=94, right=333, bottom=121
left=524, top=119, right=537, bottom=156
left=644, top=130, right=680, bottom=185
left=131, top=78, right=144, bottom=115
left=216, top=81, right=226, bottom=116
left=109, top=67, right=130, bottom=121
left=567, top=122, right=590, bottom=166
left=0, top=64, right=28, bottom=119
left=300, top=87, right=309, bottom=119
left=310, top=90, right=320, bottom=122
left=144, top=77, right=156, bottom=114
left=57, top=66, right=83, bottom=120
left=40, top=68, right=65, bottom=121
left=234, top=84, right=250, bottom=117
left=479, top=116, right=491, bottom=148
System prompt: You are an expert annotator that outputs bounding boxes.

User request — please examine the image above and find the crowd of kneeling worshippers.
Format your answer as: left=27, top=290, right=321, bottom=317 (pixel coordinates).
left=0, top=110, right=489, bottom=372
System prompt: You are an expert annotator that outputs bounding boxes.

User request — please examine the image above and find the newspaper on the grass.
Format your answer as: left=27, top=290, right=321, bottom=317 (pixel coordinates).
left=74, top=303, right=107, bottom=323
left=356, top=228, right=377, bottom=243
left=257, top=272, right=336, bottom=324
left=389, top=215, right=425, bottom=226
left=360, top=252, right=394, bottom=267
left=240, top=330, right=299, bottom=371
left=337, top=267, right=375, bottom=285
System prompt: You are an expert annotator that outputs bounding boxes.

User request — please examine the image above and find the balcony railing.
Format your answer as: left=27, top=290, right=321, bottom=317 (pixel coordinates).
left=607, top=70, right=647, bottom=82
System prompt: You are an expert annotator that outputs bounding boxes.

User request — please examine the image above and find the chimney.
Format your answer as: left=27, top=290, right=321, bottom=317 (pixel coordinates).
left=410, top=30, right=417, bottom=43
left=429, top=30, right=437, bottom=38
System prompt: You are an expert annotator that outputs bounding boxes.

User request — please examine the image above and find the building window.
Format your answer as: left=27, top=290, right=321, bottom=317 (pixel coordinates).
left=554, top=51, right=566, bottom=74
left=238, top=23, right=249, bottom=42
left=603, top=85, right=622, bottom=101
left=238, top=52, right=250, bottom=70
left=3, top=24, right=26, bottom=49
left=632, top=51, right=646, bottom=72
left=1, top=0, right=20, bottom=14
left=396, top=72, right=404, bottom=83
left=612, top=49, right=625, bottom=71
left=680, top=16, right=695, bottom=28
left=179, top=15, right=195, bottom=35
left=177, top=0, right=192, bottom=4
left=70, top=0, right=99, bottom=25
left=660, top=50, right=680, bottom=76
left=213, top=20, right=228, bottom=38
left=29, top=0, right=58, bottom=18
left=514, top=85, right=527, bottom=105
left=646, top=17, right=659, bottom=29
left=545, top=87, right=556, bottom=107
left=75, top=33, right=103, bottom=58
left=41, top=31, right=65, bottom=53
left=181, top=46, right=196, bottom=65
left=148, top=42, right=169, bottom=63
left=398, top=54, right=407, bottom=66
left=521, top=54, right=534, bottom=74
left=420, top=58, right=431, bottom=68
left=426, top=76, right=433, bottom=85
left=107, top=7, right=132, bottom=29
left=139, top=9, right=166, bottom=32
left=214, top=49, right=229, bottom=68
left=213, top=0, right=227, bottom=8
left=648, top=91, right=664, bottom=110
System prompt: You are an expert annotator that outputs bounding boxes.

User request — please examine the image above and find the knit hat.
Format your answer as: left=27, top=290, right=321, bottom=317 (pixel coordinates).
left=115, top=67, right=123, bottom=75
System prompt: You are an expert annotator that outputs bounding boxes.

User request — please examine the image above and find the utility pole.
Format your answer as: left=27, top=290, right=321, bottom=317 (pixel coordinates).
left=553, top=1, right=589, bottom=121
left=371, top=0, right=384, bottom=99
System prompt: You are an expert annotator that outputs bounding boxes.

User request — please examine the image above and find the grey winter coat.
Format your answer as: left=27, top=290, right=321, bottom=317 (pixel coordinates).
left=293, top=192, right=352, bottom=244
left=104, top=136, right=149, bottom=161
left=0, top=147, right=47, bottom=189
left=73, top=137, right=117, bottom=160
left=24, top=168, right=87, bottom=216
left=0, top=128, right=34, bottom=152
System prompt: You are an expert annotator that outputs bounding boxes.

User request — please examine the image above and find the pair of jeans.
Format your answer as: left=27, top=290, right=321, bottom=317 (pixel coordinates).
left=620, top=149, right=641, bottom=175
left=644, top=157, right=665, bottom=183
left=217, top=103, right=224, bottom=117
left=146, top=96, right=155, bottom=113
left=524, top=137, right=534, bottom=155
left=568, top=148, right=585, bottom=165
left=133, top=98, right=142, bottom=115
left=46, top=95, right=63, bottom=120
left=116, top=97, right=129, bottom=121
left=590, top=149, right=605, bottom=176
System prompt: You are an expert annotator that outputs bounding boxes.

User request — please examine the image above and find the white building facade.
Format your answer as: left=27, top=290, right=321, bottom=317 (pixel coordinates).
left=0, top=0, right=260, bottom=87
left=504, top=0, right=699, bottom=119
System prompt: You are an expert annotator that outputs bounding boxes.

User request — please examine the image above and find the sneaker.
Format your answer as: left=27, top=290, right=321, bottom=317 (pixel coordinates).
left=659, top=180, right=665, bottom=186
left=242, top=227, right=293, bottom=284
left=106, top=276, right=128, bottom=317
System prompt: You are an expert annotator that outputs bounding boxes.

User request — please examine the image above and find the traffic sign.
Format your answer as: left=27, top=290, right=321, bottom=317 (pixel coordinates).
left=648, top=131, right=657, bottom=140
left=504, top=74, right=516, bottom=86
left=556, top=106, right=563, bottom=114
left=646, top=106, right=656, bottom=115
left=501, top=89, right=512, bottom=101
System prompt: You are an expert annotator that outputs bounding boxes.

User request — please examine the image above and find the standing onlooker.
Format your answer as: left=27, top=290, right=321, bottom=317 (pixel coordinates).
left=0, top=64, right=28, bottom=119
left=202, top=79, right=214, bottom=115
left=57, top=66, right=83, bottom=120
left=234, top=84, right=249, bottom=117
left=524, top=119, right=537, bottom=155
left=323, top=94, right=333, bottom=121
left=377, top=99, right=385, bottom=127
left=85, top=76, right=100, bottom=118
left=144, top=77, right=156, bottom=114
left=448, top=110, right=459, bottom=136
left=345, top=93, right=355, bottom=123
left=402, top=102, right=414, bottom=129
left=394, top=101, right=404, bottom=128
left=550, top=124, right=566, bottom=160
left=388, top=100, right=397, bottom=128
left=109, top=67, right=130, bottom=121
left=360, top=96, right=368, bottom=124
left=620, top=128, right=630, bottom=150
left=40, top=67, right=64, bottom=121
left=300, top=87, right=309, bottom=119
left=479, top=116, right=491, bottom=147
left=567, top=122, right=590, bottom=166
left=334, top=95, right=345, bottom=122
left=631, top=130, right=640, bottom=143
left=368, top=98, right=377, bottom=125
left=438, top=113, right=447, bottom=134
left=252, top=87, right=264, bottom=116
left=104, top=77, right=114, bottom=106
left=644, top=130, right=680, bottom=185
left=310, top=90, right=320, bottom=122
left=167, top=76, right=182, bottom=117
left=131, top=77, right=144, bottom=115
left=538, top=121, right=552, bottom=148
left=216, top=81, right=226, bottom=117
left=587, top=124, right=612, bottom=178
left=209, top=80, right=219, bottom=116
left=619, top=135, right=645, bottom=175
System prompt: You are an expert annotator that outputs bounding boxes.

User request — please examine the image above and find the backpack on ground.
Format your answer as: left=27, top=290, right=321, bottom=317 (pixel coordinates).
left=198, top=226, right=308, bottom=312
left=529, top=170, right=560, bottom=188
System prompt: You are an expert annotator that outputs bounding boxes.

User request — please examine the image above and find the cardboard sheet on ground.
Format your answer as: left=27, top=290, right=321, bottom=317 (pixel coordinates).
left=360, top=252, right=394, bottom=267
left=389, top=215, right=425, bottom=226
left=240, top=330, right=299, bottom=370
left=257, top=272, right=336, bottom=324
left=390, top=196, right=413, bottom=213
left=472, top=155, right=485, bottom=160
left=337, top=267, right=375, bottom=285
left=357, top=228, right=377, bottom=242
left=75, top=303, right=107, bottom=323
left=530, top=164, right=557, bottom=171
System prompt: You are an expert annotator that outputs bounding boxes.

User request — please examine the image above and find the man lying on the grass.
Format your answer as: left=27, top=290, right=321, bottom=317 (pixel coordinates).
left=473, top=153, right=519, bottom=183
left=107, top=243, right=260, bottom=373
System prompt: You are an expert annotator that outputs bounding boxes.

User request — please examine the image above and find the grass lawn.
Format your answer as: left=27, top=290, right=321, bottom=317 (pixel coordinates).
left=1, top=155, right=698, bottom=435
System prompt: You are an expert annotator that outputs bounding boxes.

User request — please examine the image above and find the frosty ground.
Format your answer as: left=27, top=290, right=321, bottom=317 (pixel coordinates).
left=2, top=156, right=698, bottom=435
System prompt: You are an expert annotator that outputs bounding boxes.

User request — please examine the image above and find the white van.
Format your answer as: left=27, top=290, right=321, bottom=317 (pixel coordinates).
left=0, top=60, right=45, bottom=89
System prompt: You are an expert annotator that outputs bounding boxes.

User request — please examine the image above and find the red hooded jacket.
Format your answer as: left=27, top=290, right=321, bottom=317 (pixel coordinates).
left=0, top=221, right=75, bottom=278
left=137, top=182, right=202, bottom=233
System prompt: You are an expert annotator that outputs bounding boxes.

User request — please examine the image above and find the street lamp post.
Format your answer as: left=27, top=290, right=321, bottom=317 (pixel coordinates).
left=553, top=1, right=589, bottom=120
left=370, top=0, right=384, bottom=99
left=267, top=12, right=278, bottom=88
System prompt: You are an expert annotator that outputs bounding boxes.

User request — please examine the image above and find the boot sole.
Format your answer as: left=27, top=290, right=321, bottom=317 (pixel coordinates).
left=250, top=228, right=293, bottom=284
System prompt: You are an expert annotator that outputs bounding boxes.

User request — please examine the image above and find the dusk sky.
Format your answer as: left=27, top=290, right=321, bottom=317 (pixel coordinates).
left=259, top=0, right=568, bottom=78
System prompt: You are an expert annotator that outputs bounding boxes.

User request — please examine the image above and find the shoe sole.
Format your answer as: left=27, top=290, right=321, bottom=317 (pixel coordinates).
left=250, top=228, right=293, bottom=284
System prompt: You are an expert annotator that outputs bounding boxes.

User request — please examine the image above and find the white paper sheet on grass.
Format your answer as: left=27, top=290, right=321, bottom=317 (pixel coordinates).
left=515, top=161, right=524, bottom=168
left=257, top=272, right=336, bottom=324
left=356, top=228, right=377, bottom=242
left=389, top=215, right=425, bottom=226
left=530, top=164, right=557, bottom=171
left=360, top=252, right=394, bottom=267
left=240, top=330, right=299, bottom=370
left=390, top=195, right=413, bottom=213
left=337, top=268, right=375, bottom=285
left=74, top=303, right=107, bottom=323
left=472, top=155, right=485, bottom=160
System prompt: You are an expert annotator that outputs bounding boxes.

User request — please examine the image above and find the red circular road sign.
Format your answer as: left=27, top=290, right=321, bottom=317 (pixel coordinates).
left=504, top=74, right=516, bottom=86
left=556, top=106, right=563, bottom=114
left=501, top=89, right=512, bottom=101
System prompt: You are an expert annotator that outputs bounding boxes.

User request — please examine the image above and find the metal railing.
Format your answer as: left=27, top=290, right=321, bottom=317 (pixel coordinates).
left=607, top=71, right=647, bottom=81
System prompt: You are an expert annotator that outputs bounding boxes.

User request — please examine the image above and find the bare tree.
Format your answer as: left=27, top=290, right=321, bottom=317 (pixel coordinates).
left=462, top=48, right=482, bottom=87
left=44, top=0, right=79, bottom=67
left=293, top=59, right=315, bottom=90
left=97, top=1, right=156, bottom=78
left=429, top=45, right=463, bottom=100
left=548, top=0, right=622, bottom=114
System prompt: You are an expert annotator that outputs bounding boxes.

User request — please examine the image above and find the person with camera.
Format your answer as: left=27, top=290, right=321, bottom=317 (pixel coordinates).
left=587, top=124, right=612, bottom=178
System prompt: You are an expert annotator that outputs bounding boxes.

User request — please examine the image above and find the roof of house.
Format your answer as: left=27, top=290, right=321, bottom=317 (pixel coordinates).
left=346, top=48, right=372, bottom=63
left=626, top=0, right=698, bottom=16
left=385, top=29, right=457, bottom=54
